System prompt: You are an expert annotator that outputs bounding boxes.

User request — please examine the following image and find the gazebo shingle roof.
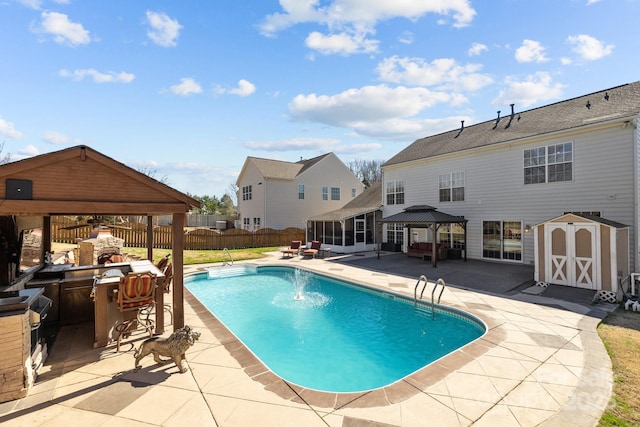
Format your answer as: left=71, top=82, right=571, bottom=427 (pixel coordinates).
left=380, top=205, right=467, bottom=225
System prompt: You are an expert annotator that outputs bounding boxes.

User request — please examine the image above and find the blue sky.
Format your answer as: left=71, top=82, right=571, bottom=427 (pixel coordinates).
left=1, top=0, right=638, bottom=198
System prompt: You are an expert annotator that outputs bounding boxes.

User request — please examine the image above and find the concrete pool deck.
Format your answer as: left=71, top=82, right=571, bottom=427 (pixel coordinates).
left=0, top=252, right=616, bottom=426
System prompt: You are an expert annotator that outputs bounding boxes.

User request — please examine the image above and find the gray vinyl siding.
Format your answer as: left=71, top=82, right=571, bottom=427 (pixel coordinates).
left=383, top=124, right=637, bottom=267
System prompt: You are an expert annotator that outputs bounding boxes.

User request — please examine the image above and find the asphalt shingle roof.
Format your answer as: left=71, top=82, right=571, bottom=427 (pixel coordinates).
left=380, top=205, right=467, bottom=224
left=307, top=181, right=382, bottom=222
left=249, top=153, right=333, bottom=180
left=385, top=81, right=640, bottom=167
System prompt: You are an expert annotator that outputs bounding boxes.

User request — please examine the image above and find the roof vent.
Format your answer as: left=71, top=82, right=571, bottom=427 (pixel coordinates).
left=586, top=100, right=591, bottom=109
left=505, top=104, right=516, bottom=129
left=492, top=111, right=501, bottom=129
left=604, top=92, right=609, bottom=101
left=455, top=120, right=465, bottom=138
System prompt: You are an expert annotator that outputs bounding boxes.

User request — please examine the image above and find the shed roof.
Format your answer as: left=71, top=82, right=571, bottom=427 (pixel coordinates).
left=0, top=145, right=200, bottom=215
left=385, top=81, right=640, bottom=167
left=537, top=213, right=629, bottom=229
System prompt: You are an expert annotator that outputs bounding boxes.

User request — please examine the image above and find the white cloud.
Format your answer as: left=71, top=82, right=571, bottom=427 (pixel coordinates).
left=586, top=0, right=601, bottom=4
left=259, top=0, right=475, bottom=56
left=492, top=72, right=565, bottom=108
left=146, top=11, right=182, bottom=47
left=229, top=79, right=256, bottom=97
left=305, top=31, right=379, bottom=55
left=560, top=57, right=572, bottom=65
left=290, top=85, right=457, bottom=127
left=515, top=39, right=548, bottom=63
left=216, top=79, right=256, bottom=97
left=18, top=0, right=42, bottom=10
left=59, top=68, right=135, bottom=83
left=243, top=137, right=340, bottom=151
left=19, top=144, right=40, bottom=156
left=566, top=34, right=614, bottom=61
left=354, top=116, right=470, bottom=140
left=42, top=131, right=71, bottom=144
left=33, top=11, right=91, bottom=46
left=0, top=117, right=25, bottom=140
left=242, top=137, right=381, bottom=155
left=260, top=0, right=476, bottom=36
left=468, top=42, right=487, bottom=56
left=398, top=31, right=414, bottom=45
left=287, top=84, right=473, bottom=141
left=170, top=78, right=202, bottom=96
left=376, top=56, right=493, bottom=91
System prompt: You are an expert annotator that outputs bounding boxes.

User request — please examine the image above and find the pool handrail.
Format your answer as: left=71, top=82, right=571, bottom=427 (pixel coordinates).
left=414, top=275, right=428, bottom=305
left=431, top=278, right=446, bottom=318
left=222, top=248, right=233, bottom=266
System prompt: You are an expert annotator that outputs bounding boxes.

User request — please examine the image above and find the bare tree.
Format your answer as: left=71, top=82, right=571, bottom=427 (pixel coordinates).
left=0, top=141, right=12, bottom=165
left=347, top=158, right=385, bottom=187
left=226, top=182, right=238, bottom=206
left=137, top=164, right=168, bottom=184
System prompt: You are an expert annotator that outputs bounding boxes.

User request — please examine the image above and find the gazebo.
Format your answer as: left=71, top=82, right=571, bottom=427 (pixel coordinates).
left=0, top=145, right=201, bottom=332
left=379, top=205, right=468, bottom=267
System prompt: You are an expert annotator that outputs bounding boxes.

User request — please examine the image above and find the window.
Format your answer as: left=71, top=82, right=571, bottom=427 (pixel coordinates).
left=548, top=142, right=573, bottom=182
left=439, top=172, right=465, bottom=202
left=386, top=181, right=405, bottom=205
left=242, top=185, right=252, bottom=201
left=438, top=223, right=465, bottom=251
left=331, top=187, right=340, bottom=200
left=253, top=217, right=261, bottom=228
left=386, top=223, right=404, bottom=244
left=352, top=188, right=356, bottom=198
left=524, top=142, right=573, bottom=184
left=322, top=186, right=328, bottom=201
left=298, top=184, right=305, bottom=200
left=243, top=218, right=250, bottom=229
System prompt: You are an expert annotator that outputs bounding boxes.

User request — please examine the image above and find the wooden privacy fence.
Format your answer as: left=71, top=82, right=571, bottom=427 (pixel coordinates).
left=52, top=220, right=305, bottom=251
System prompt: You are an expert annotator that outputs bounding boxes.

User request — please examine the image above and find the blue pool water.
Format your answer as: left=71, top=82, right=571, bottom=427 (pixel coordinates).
left=186, top=266, right=485, bottom=393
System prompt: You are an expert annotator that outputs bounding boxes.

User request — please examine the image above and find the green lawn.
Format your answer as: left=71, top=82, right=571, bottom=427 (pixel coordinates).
left=52, top=243, right=281, bottom=265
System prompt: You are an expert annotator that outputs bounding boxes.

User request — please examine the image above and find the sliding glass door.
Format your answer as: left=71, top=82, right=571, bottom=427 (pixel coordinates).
left=482, top=220, right=522, bottom=261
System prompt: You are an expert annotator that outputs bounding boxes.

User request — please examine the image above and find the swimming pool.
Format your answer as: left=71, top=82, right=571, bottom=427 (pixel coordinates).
left=186, top=265, right=486, bottom=393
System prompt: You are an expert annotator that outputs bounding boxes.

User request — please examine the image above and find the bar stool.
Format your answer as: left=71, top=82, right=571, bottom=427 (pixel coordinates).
left=113, top=272, right=157, bottom=351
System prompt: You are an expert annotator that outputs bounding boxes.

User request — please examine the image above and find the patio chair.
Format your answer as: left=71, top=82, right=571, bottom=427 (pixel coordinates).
left=113, top=271, right=157, bottom=351
left=303, top=240, right=322, bottom=258
left=281, top=240, right=302, bottom=258
left=156, top=253, right=170, bottom=271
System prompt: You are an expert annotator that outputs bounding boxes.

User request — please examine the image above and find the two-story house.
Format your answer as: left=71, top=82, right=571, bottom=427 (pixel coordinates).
left=381, top=81, right=640, bottom=294
left=236, top=153, right=364, bottom=231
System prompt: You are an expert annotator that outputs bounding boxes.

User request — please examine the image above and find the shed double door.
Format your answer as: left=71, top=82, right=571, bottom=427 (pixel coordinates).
left=545, top=223, right=597, bottom=289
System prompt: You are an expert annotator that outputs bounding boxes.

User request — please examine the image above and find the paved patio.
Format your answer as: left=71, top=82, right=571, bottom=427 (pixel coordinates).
left=0, top=252, right=617, bottom=426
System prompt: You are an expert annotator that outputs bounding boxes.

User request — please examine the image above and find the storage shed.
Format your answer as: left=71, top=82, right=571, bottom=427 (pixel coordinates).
left=533, top=213, right=629, bottom=298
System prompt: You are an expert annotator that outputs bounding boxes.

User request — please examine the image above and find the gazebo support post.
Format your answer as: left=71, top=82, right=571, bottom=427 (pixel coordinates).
left=146, top=215, right=153, bottom=262
left=172, top=212, right=185, bottom=331
left=431, top=223, right=438, bottom=268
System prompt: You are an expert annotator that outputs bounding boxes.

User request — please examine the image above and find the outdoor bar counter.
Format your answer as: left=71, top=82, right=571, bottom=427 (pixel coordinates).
left=28, top=260, right=165, bottom=348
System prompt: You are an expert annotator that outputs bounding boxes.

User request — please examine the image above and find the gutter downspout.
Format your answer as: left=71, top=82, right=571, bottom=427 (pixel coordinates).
left=634, top=118, right=640, bottom=273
